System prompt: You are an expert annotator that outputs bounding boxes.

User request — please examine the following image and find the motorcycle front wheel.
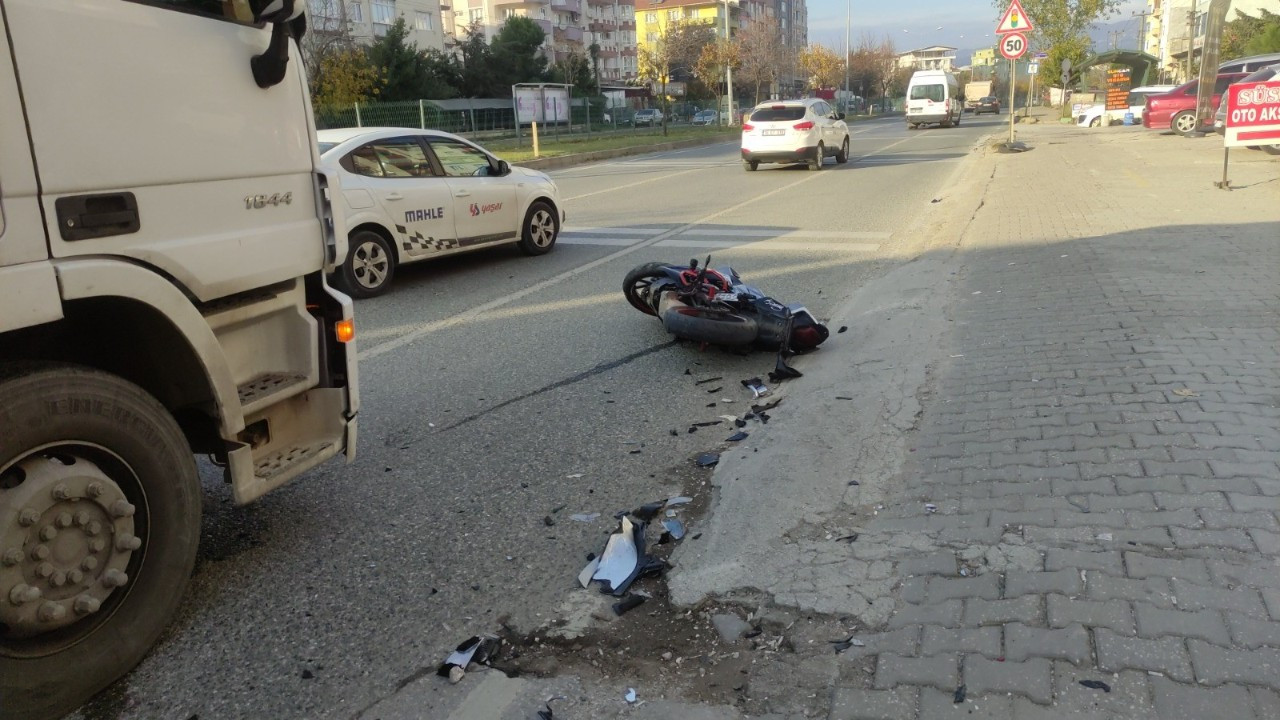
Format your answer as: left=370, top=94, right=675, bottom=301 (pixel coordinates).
left=623, top=262, right=673, bottom=316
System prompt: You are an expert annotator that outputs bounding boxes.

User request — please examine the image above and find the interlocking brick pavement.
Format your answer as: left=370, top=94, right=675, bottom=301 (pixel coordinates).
left=832, top=117, right=1280, bottom=717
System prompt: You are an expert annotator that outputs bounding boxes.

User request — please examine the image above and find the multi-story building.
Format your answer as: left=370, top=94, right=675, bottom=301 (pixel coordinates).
left=585, top=0, right=639, bottom=81
left=896, top=45, right=957, bottom=71
left=971, top=47, right=997, bottom=68
left=1156, top=0, right=1271, bottom=82
left=309, top=0, right=448, bottom=50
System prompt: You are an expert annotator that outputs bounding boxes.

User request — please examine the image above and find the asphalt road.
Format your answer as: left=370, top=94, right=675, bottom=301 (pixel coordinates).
left=72, top=112, right=1004, bottom=720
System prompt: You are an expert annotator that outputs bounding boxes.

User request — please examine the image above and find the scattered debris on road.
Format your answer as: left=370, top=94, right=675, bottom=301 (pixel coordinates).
left=741, top=377, right=770, bottom=398
left=625, top=688, right=637, bottom=703
left=726, top=431, right=748, bottom=442
left=954, top=684, right=966, bottom=703
left=1079, top=680, right=1112, bottom=693
left=697, top=452, right=720, bottom=467
left=613, top=594, right=646, bottom=616
left=437, top=635, right=501, bottom=682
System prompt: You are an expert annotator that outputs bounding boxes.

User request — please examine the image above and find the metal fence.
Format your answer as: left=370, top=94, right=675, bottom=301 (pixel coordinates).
left=314, top=98, right=738, bottom=144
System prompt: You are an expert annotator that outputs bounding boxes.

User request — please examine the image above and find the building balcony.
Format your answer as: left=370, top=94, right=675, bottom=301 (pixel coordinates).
left=586, top=0, right=613, bottom=6
left=550, top=0, right=581, bottom=9
left=588, top=20, right=615, bottom=31
left=531, top=17, right=553, bottom=33
left=553, top=25, right=584, bottom=41
left=495, top=0, right=550, bottom=6
left=621, top=47, right=636, bottom=57
left=598, top=49, right=619, bottom=58
left=618, top=19, right=635, bottom=29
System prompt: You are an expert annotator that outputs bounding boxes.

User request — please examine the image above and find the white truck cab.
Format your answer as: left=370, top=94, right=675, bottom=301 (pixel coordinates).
left=0, top=2, right=358, bottom=717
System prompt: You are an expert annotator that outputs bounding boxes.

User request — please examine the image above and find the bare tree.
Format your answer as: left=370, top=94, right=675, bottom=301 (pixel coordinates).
left=639, top=20, right=715, bottom=134
left=874, top=37, right=899, bottom=111
left=735, top=17, right=785, bottom=105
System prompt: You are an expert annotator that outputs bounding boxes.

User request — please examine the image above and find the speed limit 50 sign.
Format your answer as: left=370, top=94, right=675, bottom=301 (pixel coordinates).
left=1000, top=33, right=1028, bottom=60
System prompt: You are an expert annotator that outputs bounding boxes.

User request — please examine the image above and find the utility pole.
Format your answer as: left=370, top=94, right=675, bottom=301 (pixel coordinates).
left=1108, top=30, right=1123, bottom=50
left=723, top=0, right=734, bottom=124
left=1132, top=8, right=1153, bottom=56
left=1185, top=0, right=1197, bottom=81
left=844, top=0, right=851, bottom=97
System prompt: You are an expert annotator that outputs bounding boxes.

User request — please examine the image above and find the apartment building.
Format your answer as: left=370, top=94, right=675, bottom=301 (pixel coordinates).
left=1155, top=0, right=1272, bottom=81
left=309, top=0, right=448, bottom=50
left=586, top=0, right=639, bottom=81
left=896, top=45, right=957, bottom=71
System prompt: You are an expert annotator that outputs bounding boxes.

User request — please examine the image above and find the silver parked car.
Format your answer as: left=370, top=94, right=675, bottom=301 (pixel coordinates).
left=1213, top=63, right=1280, bottom=155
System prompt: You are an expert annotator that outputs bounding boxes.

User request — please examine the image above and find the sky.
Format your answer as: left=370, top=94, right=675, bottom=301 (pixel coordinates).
left=805, top=0, right=1152, bottom=62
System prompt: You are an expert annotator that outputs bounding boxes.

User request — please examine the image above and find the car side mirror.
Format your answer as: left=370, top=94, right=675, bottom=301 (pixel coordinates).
left=837, top=112, right=846, bottom=120
left=495, top=159, right=511, bottom=176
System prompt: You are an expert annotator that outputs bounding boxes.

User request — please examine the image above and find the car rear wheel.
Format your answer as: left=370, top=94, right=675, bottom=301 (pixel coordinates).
left=518, top=201, right=559, bottom=256
left=835, top=137, right=849, bottom=164
left=743, top=160, right=759, bottom=171
left=809, top=143, right=823, bottom=171
left=1172, top=110, right=1199, bottom=136
left=337, top=229, right=396, bottom=299
left=1090, top=117, right=1101, bottom=127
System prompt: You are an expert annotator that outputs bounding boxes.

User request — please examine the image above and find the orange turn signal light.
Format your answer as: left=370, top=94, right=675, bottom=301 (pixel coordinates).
left=335, top=319, right=355, bottom=343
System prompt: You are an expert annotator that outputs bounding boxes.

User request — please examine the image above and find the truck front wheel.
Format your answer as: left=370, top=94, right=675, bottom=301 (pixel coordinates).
left=0, top=363, right=201, bottom=720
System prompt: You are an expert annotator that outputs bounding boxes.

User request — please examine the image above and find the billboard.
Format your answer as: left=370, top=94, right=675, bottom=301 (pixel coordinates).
left=1224, top=80, right=1280, bottom=149
left=514, top=85, right=571, bottom=124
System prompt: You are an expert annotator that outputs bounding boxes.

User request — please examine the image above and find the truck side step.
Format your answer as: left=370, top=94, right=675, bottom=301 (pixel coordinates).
left=237, top=372, right=309, bottom=415
left=254, top=441, right=335, bottom=480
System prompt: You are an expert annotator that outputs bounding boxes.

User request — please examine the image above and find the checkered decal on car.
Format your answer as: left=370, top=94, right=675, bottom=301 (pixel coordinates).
left=395, top=224, right=458, bottom=255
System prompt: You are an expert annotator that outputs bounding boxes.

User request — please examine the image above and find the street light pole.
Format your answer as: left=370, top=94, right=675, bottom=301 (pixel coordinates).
left=724, top=0, right=734, bottom=124
left=844, top=0, right=850, bottom=96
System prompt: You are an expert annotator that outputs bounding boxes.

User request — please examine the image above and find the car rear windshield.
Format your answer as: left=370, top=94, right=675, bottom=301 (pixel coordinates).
left=910, top=84, right=945, bottom=102
left=750, top=107, right=806, bottom=121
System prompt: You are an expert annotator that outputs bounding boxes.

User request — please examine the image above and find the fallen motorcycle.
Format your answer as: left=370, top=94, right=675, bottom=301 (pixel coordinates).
left=623, top=257, right=829, bottom=377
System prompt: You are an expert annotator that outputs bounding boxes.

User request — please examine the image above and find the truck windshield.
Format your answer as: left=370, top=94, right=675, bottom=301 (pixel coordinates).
left=910, top=85, right=945, bottom=102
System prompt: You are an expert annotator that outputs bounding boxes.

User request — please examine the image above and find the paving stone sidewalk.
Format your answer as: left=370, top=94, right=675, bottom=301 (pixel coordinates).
left=833, top=121, right=1280, bottom=719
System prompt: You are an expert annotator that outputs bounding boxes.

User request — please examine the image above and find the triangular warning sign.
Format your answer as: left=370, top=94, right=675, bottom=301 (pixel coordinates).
left=995, top=0, right=1033, bottom=34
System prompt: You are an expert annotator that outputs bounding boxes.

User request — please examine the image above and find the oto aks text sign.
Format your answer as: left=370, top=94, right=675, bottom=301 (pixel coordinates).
left=1224, top=81, right=1280, bottom=148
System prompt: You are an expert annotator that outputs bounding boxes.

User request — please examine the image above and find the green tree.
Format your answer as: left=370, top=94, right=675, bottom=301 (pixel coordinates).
left=457, top=27, right=498, bottom=96
left=312, top=47, right=382, bottom=111
left=1244, top=17, right=1280, bottom=55
left=990, top=0, right=1122, bottom=99
left=1222, top=9, right=1280, bottom=59
left=366, top=17, right=431, bottom=101
left=421, top=48, right=463, bottom=99
left=491, top=17, right=550, bottom=90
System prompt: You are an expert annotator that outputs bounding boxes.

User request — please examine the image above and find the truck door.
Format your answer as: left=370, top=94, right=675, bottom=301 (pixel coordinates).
left=4, top=0, right=323, bottom=302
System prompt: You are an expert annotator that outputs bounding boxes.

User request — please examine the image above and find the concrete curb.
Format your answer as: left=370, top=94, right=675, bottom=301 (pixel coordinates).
left=517, top=134, right=737, bottom=171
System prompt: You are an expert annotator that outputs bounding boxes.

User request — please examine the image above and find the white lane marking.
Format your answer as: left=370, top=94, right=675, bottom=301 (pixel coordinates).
left=679, top=229, right=890, bottom=240
left=558, top=237, right=643, bottom=246
left=562, top=226, right=667, bottom=235
left=655, top=239, right=881, bottom=251
left=358, top=167, right=826, bottom=361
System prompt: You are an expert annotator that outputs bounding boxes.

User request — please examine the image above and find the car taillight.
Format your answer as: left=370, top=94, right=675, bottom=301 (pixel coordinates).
left=794, top=121, right=815, bottom=130
left=742, top=123, right=755, bottom=131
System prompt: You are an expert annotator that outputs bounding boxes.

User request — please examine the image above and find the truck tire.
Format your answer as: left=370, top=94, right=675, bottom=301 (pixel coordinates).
left=0, top=362, right=201, bottom=720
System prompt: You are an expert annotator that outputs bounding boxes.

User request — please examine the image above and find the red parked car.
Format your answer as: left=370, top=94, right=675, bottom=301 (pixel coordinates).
left=1144, top=73, right=1248, bottom=136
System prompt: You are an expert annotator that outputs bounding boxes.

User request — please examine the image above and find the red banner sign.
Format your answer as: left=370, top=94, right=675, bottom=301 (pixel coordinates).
left=1225, top=80, right=1280, bottom=148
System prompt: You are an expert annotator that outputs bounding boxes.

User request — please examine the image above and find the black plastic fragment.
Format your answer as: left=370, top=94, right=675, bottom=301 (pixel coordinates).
left=743, top=627, right=762, bottom=638
left=437, top=635, right=500, bottom=677
left=543, top=515, right=555, bottom=526
left=695, top=376, right=723, bottom=385
left=835, top=396, right=853, bottom=400
left=706, top=387, right=723, bottom=394
left=613, top=594, right=646, bottom=616
left=727, top=431, right=748, bottom=442
left=537, top=704, right=554, bottom=720
left=1079, top=680, right=1111, bottom=693
left=694, top=420, right=722, bottom=427
left=632, top=501, right=666, bottom=522
left=954, top=685, right=966, bottom=703
left=697, top=452, right=720, bottom=467
left=734, top=418, right=747, bottom=428
left=838, top=326, right=848, bottom=333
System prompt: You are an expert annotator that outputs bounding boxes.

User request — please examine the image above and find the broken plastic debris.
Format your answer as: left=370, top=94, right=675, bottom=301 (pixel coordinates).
left=953, top=684, right=966, bottom=703
left=570, top=513, right=600, bottom=523
left=448, top=665, right=466, bottom=684
left=741, top=377, right=771, bottom=398
left=666, top=496, right=692, bottom=506
left=613, top=594, right=646, bottom=616
left=727, top=431, right=748, bottom=442
left=695, top=376, right=723, bottom=385
left=697, top=452, right=720, bottom=467
left=662, top=518, right=686, bottom=540
left=578, top=556, right=601, bottom=588
left=437, top=635, right=500, bottom=677
left=1172, top=388, right=1199, bottom=397
left=631, top=501, right=666, bottom=522
left=925, top=503, right=938, bottom=513
left=838, top=326, right=848, bottom=334
left=537, top=704, right=554, bottom=720
left=1096, top=532, right=1113, bottom=541
left=625, top=688, right=637, bottom=703
left=589, top=517, right=660, bottom=596
left=566, top=473, right=584, bottom=478
left=1078, top=680, right=1111, bottom=693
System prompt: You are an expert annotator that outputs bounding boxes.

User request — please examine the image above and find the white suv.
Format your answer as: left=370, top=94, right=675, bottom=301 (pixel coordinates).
left=741, top=99, right=850, bottom=171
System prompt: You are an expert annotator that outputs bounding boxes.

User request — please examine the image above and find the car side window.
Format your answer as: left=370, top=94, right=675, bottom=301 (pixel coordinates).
left=1213, top=76, right=1237, bottom=94
left=344, top=139, right=434, bottom=179
left=428, top=139, right=495, bottom=177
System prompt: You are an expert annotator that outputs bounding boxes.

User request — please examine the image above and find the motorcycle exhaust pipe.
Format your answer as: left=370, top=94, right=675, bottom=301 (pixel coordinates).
left=658, top=293, right=758, bottom=346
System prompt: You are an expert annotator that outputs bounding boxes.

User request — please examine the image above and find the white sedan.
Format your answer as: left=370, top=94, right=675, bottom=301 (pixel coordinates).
left=318, top=128, right=563, bottom=298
